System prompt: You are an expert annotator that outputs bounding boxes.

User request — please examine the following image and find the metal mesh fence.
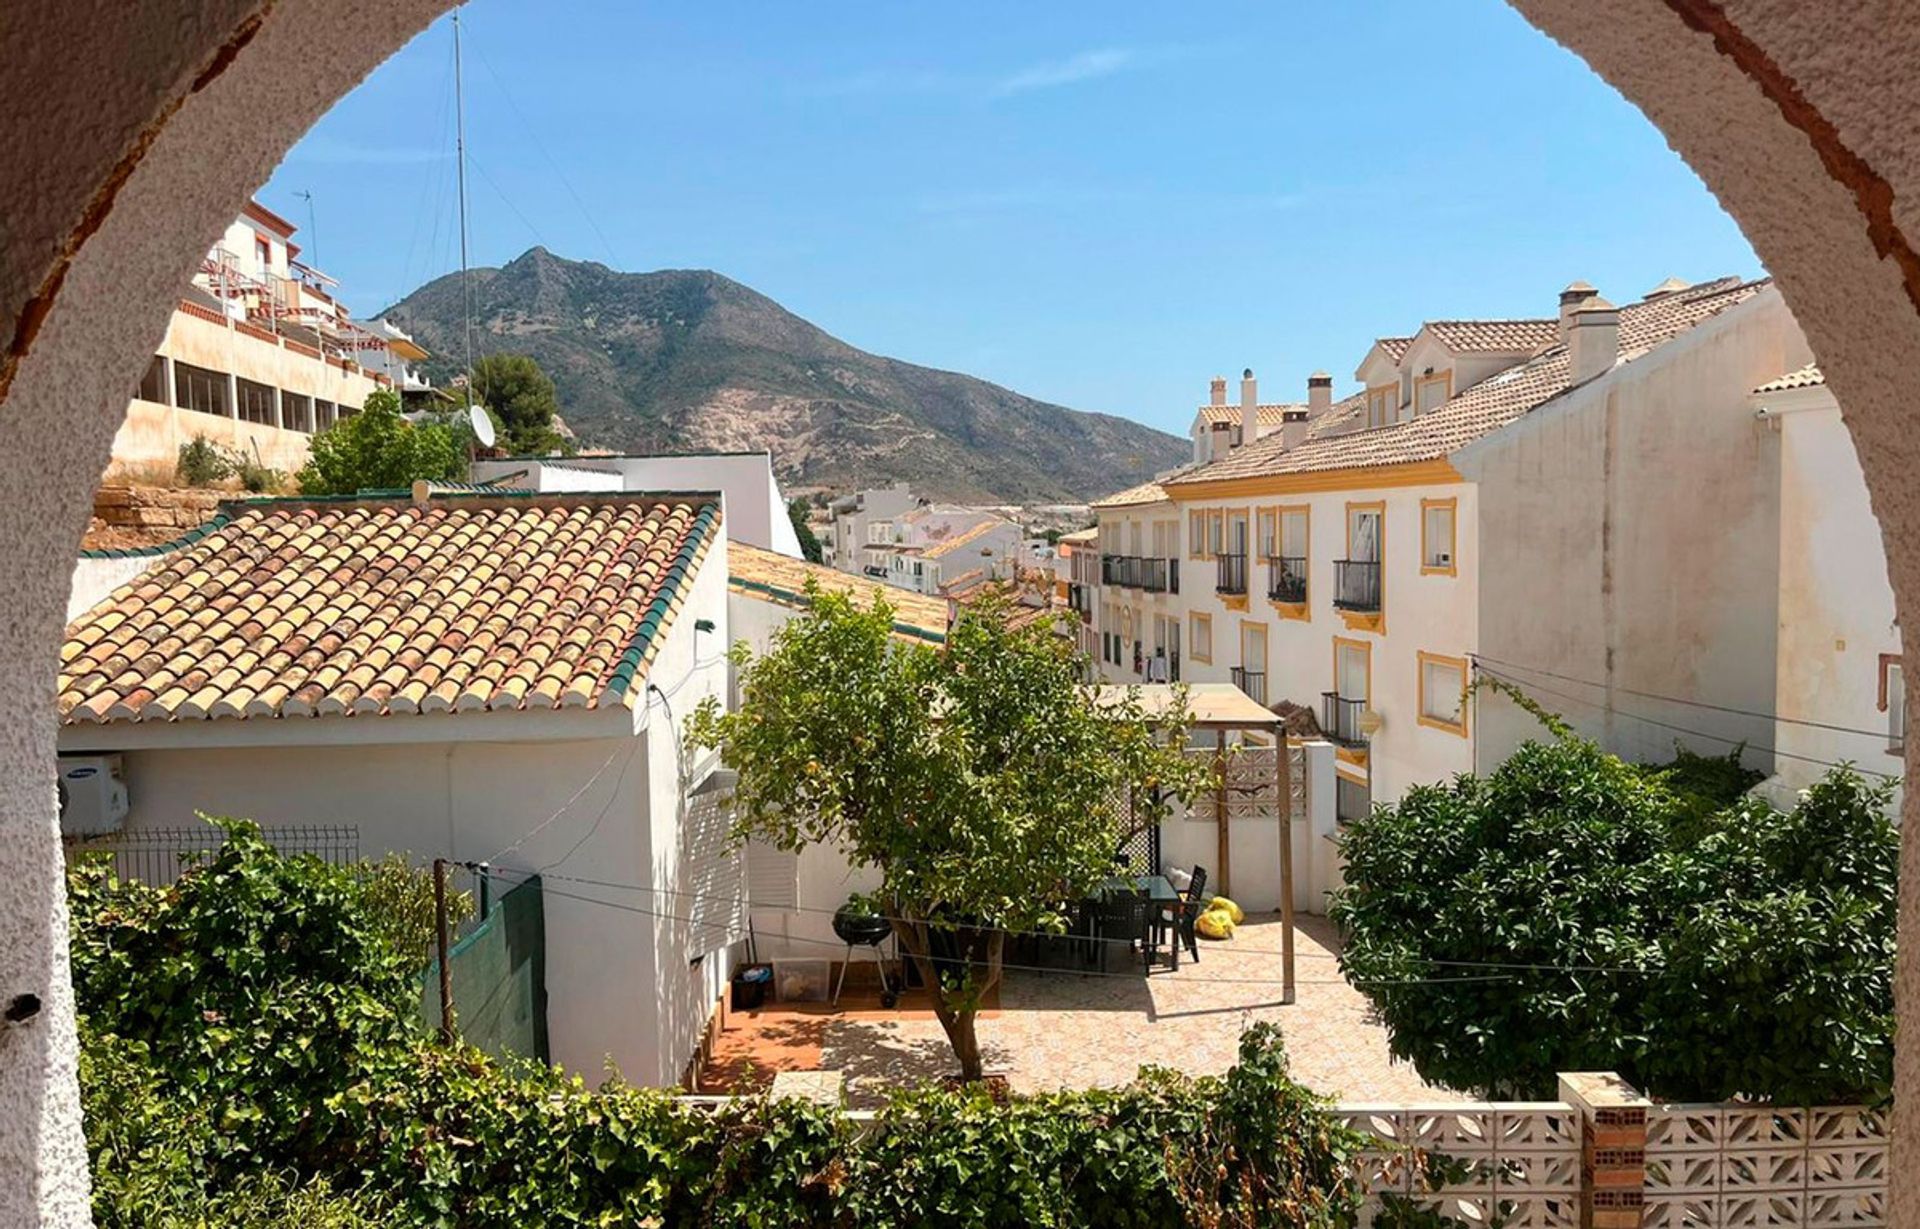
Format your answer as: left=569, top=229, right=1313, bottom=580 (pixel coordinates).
left=64, top=824, right=360, bottom=885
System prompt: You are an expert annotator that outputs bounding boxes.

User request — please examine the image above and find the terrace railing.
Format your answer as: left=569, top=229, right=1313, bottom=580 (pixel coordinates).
left=1333, top=559, right=1381, bottom=612
left=1267, top=555, right=1307, bottom=603
left=1216, top=551, right=1248, bottom=596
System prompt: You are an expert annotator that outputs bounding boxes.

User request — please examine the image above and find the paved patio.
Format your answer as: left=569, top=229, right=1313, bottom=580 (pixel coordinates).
left=703, top=914, right=1463, bottom=1107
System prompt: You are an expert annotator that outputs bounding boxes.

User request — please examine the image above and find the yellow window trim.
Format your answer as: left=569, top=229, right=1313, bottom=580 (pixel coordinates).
left=1417, top=650, right=1470, bottom=738
left=1238, top=618, right=1270, bottom=680
left=1332, top=635, right=1372, bottom=707
left=1420, top=496, right=1458, bottom=577
left=1189, top=611, right=1213, bottom=664
left=1335, top=752, right=1370, bottom=775
left=1365, top=383, right=1396, bottom=429
left=1344, top=500, right=1386, bottom=633
left=1415, top=369, right=1454, bottom=411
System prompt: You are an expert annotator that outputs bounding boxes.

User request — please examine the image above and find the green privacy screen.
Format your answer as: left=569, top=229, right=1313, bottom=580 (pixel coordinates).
left=419, top=873, right=549, bottom=1063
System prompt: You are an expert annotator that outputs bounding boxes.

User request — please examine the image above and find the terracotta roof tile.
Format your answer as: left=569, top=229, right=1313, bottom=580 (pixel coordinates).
left=1421, top=318, right=1560, bottom=354
left=727, top=542, right=948, bottom=643
left=1195, top=403, right=1303, bottom=427
left=1376, top=337, right=1414, bottom=361
left=60, top=492, right=720, bottom=725
left=921, top=518, right=1006, bottom=560
left=1090, top=463, right=1199, bottom=509
left=1172, top=277, right=1764, bottom=486
left=1753, top=363, right=1824, bottom=393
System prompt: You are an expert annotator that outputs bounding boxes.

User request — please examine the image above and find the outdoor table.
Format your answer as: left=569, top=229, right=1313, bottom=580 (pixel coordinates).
left=1098, top=874, right=1182, bottom=970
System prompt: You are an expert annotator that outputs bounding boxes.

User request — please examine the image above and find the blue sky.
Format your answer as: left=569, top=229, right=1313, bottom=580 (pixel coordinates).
left=263, top=1, right=1760, bottom=437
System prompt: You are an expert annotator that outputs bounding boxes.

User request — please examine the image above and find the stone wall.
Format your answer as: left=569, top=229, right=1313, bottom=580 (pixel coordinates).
left=90, top=485, right=222, bottom=532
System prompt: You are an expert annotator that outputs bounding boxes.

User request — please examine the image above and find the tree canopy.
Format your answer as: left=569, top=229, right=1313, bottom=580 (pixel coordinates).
left=690, top=583, right=1212, bottom=1080
left=296, top=389, right=462, bottom=496
left=788, top=497, right=824, bottom=563
left=1331, top=736, right=1897, bottom=1103
left=469, top=353, right=562, bottom=454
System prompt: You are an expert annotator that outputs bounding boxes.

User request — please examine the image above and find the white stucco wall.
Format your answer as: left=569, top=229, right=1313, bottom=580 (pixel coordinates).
left=67, top=553, right=171, bottom=622
left=1461, top=290, right=1807, bottom=774
left=1767, top=387, right=1904, bottom=805
left=479, top=454, right=803, bottom=557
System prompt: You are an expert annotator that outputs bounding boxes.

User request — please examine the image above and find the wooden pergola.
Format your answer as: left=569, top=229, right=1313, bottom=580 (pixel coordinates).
left=1086, top=683, right=1295, bottom=1003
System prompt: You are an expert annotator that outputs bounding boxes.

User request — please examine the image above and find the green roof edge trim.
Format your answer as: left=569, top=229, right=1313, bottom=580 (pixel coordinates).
left=726, top=575, right=947, bottom=644
left=79, top=512, right=235, bottom=560
left=602, top=503, right=724, bottom=704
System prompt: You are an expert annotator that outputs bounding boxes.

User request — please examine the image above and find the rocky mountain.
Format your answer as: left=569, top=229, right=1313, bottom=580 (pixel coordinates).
left=380, top=248, right=1186, bottom=502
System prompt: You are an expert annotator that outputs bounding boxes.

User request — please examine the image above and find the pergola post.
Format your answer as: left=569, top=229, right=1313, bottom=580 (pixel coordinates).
left=1277, top=732, right=1295, bottom=1004
left=1214, top=728, right=1229, bottom=898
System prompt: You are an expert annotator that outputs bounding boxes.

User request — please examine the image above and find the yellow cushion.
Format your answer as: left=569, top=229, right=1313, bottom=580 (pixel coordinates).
left=1195, top=908, right=1236, bottom=940
left=1209, top=896, right=1245, bottom=925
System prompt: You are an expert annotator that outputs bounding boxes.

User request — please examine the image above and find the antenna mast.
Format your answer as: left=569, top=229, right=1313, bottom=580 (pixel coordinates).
left=453, top=6, right=475, bottom=412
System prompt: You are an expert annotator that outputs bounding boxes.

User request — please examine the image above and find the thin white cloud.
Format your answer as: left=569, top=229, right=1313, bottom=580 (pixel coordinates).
left=810, top=47, right=1147, bottom=101
left=989, top=48, right=1136, bottom=97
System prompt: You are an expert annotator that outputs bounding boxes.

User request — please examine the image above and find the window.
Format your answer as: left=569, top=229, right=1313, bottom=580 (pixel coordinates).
left=1190, top=613, right=1213, bottom=664
left=281, top=391, right=313, bottom=433
left=868, top=521, right=891, bottom=543
left=1336, top=772, right=1371, bottom=825
left=173, top=361, right=229, bottom=417
left=1416, top=371, right=1452, bottom=414
left=1366, top=385, right=1394, bottom=429
left=315, top=399, right=337, bottom=431
left=1419, top=652, right=1469, bottom=736
left=1207, top=510, right=1224, bottom=558
left=1257, top=508, right=1278, bottom=560
left=1881, top=655, right=1905, bottom=754
left=1280, top=507, right=1309, bottom=560
left=1347, top=504, right=1382, bottom=563
left=254, top=235, right=272, bottom=272
left=136, top=355, right=167, bottom=403
left=1422, top=498, right=1457, bottom=574
left=1334, top=638, right=1370, bottom=704
left=1225, top=510, right=1248, bottom=557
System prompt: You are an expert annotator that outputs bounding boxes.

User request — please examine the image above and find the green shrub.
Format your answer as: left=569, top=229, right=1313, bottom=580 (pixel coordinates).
left=176, top=436, right=232, bottom=487
left=74, top=821, right=1368, bottom=1228
left=297, top=388, right=462, bottom=495
left=1333, top=738, right=1897, bottom=1103
left=358, top=852, right=475, bottom=968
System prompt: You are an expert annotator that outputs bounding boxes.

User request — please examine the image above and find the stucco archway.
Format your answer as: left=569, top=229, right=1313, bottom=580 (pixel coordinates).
left=3, top=1, right=1919, bottom=1222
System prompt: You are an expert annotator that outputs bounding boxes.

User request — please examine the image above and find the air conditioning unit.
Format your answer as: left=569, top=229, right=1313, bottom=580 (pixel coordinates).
left=58, top=754, right=128, bottom=837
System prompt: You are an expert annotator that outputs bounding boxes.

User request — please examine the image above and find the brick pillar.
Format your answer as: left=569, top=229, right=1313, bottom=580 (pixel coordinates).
left=1559, top=1072, right=1650, bottom=1229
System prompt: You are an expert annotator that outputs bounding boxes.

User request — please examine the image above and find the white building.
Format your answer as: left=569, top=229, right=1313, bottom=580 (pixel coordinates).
left=1094, top=275, right=1810, bottom=836
left=111, top=200, right=410, bottom=479
left=473, top=451, right=805, bottom=557
left=1748, top=366, right=1904, bottom=810
left=826, top=483, right=918, bottom=574
left=57, top=488, right=739, bottom=1089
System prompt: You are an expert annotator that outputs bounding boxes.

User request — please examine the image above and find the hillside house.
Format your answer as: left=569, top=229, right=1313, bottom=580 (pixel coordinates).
left=112, top=200, right=413, bottom=479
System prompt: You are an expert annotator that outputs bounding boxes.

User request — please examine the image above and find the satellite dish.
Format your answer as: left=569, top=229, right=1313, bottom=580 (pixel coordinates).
left=468, top=403, right=496, bottom=449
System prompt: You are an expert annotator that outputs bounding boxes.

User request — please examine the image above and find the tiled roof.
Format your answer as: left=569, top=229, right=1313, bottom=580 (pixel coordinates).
left=1171, top=277, right=1764, bottom=486
left=1090, top=464, right=1198, bottom=510
left=1195, top=403, right=1303, bottom=427
left=922, top=518, right=1006, bottom=560
left=727, top=542, right=947, bottom=643
left=60, top=492, right=721, bottom=724
left=1376, top=337, right=1414, bottom=362
left=1754, top=364, right=1825, bottom=393
left=1421, top=318, right=1561, bottom=354
left=1057, top=527, right=1098, bottom=545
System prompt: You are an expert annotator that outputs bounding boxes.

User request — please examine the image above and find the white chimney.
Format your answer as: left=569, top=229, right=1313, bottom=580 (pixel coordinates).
left=1567, top=296, right=1619, bottom=385
left=1558, top=280, right=1597, bottom=341
left=1281, top=408, right=1308, bottom=451
left=1209, top=375, right=1228, bottom=407
left=1307, top=371, right=1333, bottom=418
left=1239, top=367, right=1258, bottom=447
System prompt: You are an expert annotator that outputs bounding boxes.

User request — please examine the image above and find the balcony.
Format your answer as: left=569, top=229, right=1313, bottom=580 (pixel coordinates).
left=1230, top=666, right=1267, bottom=706
left=1215, top=551, right=1248, bottom=596
left=1321, top=692, right=1368, bottom=747
left=1067, top=582, right=1093, bottom=621
left=1267, top=556, right=1307, bottom=604
left=1143, top=557, right=1179, bottom=595
left=1333, top=560, right=1381, bottom=612
left=1102, top=554, right=1141, bottom=589
left=1102, top=555, right=1179, bottom=594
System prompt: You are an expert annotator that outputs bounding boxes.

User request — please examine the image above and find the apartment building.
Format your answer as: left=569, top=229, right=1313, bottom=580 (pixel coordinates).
left=826, top=483, right=918, bottom=574
left=1093, top=275, right=1809, bottom=827
left=110, top=200, right=416, bottom=478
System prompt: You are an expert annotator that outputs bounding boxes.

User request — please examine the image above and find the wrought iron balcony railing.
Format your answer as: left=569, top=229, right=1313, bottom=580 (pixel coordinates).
left=1216, top=551, right=1248, bottom=596
left=1230, top=666, right=1268, bottom=706
left=1333, top=559, right=1381, bottom=612
left=1267, top=555, right=1307, bottom=604
left=1321, top=691, right=1368, bottom=747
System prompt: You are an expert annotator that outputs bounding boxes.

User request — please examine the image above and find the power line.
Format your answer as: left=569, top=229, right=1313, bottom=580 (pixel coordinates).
left=1469, top=651, right=1896, bottom=743
left=518, top=876, right=1521, bottom=990
left=478, top=865, right=1664, bottom=978
left=469, top=35, right=622, bottom=268
left=1473, top=661, right=1897, bottom=779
